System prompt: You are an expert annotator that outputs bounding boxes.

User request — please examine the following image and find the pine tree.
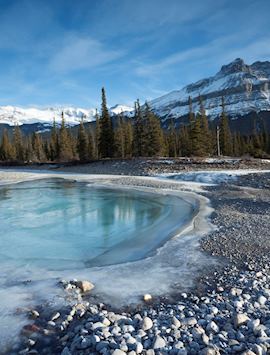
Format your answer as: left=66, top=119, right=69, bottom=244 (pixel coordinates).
left=179, top=126, right=192, bottom=156
left=50, top=118, right=59, bottom=161
left=59, top=112, right=73, bottom=161
left=123, top=119, right=133, bottom=158
left=77, top=118, right=89, bottom=162
left=32, top=132, right=45, bottom=162
left=24, top=136, right=34, bottom=162
left=144, top=103, right=164, bottom=156
left=190, top=113, right=203, bottom=156
left=188, top=96, right=195, bottom=124
left=13, top=125, right=24, bottom=161
left=167, top=118, right=178, bottom=157
left=99, top=88, right=114, bottom=158
left=114, top=113, right=125, bottom=158
left=199, top=96, right=212, bottom=155
left=88, top=130, right=94, bottom=160
left=94, top=109, right=100, bottom=159
left=188, top=96, right=202, bottom=156
left=219, top=97, right=232, bottom=156
left=0, top=129, right=14, bottom=160
left=133, top=99, right=144, bottom=156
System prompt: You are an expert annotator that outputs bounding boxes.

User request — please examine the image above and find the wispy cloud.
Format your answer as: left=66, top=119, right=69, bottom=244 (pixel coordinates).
left=134, top=34, right=270, bottom=81
left=49, top=34, right=124, bottom=73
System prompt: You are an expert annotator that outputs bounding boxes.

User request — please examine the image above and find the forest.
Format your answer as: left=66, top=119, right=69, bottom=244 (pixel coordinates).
left=0, top=88, right=269, bottom=164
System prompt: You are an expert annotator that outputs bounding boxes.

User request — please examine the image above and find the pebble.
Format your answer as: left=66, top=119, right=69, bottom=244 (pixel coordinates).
left=234, top=313, right=250, bottom=327
left=75, top=280, right=94, bottom=293
left=143, top=294, right=152, bottom=302
left=142, top=317, right=153, bottom=331
left=152, top=335, right=166, bottom=349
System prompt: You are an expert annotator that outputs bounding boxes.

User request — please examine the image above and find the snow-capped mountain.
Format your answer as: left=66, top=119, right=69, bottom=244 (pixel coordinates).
left=149, top=58, right=270, bottom=121
left=1, top=58, right=270, bottom=131
left=0, top=104, right=133, bottom=127
left=109, top=104, right=134, bottom=116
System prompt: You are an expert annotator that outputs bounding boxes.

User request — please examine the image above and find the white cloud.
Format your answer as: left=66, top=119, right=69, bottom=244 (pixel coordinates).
left=49, top=35, right=124, bottom=73
left=134, top=34, right=270, bottom=80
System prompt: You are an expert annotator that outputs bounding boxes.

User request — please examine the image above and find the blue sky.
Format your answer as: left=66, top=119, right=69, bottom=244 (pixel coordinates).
left=0, top=0, right=269, bottom=108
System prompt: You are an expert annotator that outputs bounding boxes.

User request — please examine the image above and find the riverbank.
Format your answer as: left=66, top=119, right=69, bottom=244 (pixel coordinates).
left=1, top=157, right=270, bottom=177
left=0, top=169, right=270, bottom=354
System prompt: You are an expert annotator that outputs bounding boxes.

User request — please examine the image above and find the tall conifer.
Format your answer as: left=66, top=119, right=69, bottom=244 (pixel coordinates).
left=99, top=88, right=114, bottom=158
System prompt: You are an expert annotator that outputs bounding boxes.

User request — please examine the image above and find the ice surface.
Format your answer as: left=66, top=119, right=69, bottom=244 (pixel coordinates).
left=0, top=178, right=207, bottom=348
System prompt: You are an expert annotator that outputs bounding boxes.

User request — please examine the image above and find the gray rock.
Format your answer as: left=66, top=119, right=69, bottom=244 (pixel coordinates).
left=192, top=326, right=205, bottom=339
left=206, top=321, right=219, bottom=334
left=142, top=317, right=153, bottom=331
left=61, top=347, right=71, bottom=355
left=258, top=295, right=267, bottom=306
left=234, top=313, right=250, bottom=328
left=172, top=316, right=181, bottom=328
left=153, top=335, right=166, bottom=349
left=182, top=317, right=197, bottom=326
left=112, top=350, right=127, bottom=355
left=136, top=342, right=143, bottom=353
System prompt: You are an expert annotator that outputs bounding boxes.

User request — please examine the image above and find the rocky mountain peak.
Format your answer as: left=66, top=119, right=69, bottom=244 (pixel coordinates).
left=219, top=58, right=250, bottom=75
left=149, top=58, right=270, bottom=121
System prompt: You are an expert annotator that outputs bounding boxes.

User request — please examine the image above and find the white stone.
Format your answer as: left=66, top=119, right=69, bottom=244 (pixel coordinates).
left=234, top=313, right=250, bottom=328
left=51, top=312, right=60, bottom=321
left=206, top=321, right=219, bottom=334
left=112, top=350, right=126, bottom=355
left=258, top=295, right=267, bottom=306
left=76, top=280, right=94, bottom=293
left=153, top=335, right=166, bottom=349
left=143, top=294, right=152, bottom=302
left=142, top=317, right=153, bottom=331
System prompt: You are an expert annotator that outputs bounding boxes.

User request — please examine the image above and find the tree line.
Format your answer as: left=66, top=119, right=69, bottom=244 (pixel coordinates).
left=0, top=88, right=269, bottom=163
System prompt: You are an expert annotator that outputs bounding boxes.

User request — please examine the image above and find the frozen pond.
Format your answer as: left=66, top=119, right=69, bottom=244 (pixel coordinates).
left=0, top=179, right=194, bottom=269
left=0, top=175, right=212, bottom=349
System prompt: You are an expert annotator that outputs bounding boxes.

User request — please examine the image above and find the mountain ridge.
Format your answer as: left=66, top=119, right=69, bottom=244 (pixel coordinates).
left=149, top=58, right=270, bottom=121
left=0, top=58, right=270, bottom=129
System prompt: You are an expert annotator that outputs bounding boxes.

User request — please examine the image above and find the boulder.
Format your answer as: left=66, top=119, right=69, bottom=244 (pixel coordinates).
left=76, top=280, right=94, bottom=293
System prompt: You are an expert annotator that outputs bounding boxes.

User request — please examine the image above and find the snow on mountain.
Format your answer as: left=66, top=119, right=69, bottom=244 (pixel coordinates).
left=149, top=58, right=270, bottom=121
left=109, top=104, right=134, bottom=116
left=0, top=104, right=133, bottom=127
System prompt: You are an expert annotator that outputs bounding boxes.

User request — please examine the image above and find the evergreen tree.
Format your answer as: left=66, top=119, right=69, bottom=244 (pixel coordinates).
left=88, top=130, right=94, bottom=160
left=133, top=99, right=144, bottom=156
left=59, top=112, right=74, bottom=161
left=199, top=96, right=212, bottom=155
left=13, top=125, right=24, bottom=161
left=190, top=113, right=203, bottom=156
left=77, top=118, right=89, bottom=162
left=94, top=109, right=100, bottom=159
left=144, top=103, right=164, bottom=156
left=188, top=96, right=203, bottom=156
left=99, top=88, right=114, bottom=158
left=219, top=97, right=232, bottom=156
left=167, top=118, right=178, bottom=157
left=114, top=113, right=125, bottom=158
left=32, top=132, right=45, bottom=162
left=179, top=126, right=192, bottom=157
left=0, top=129, right=14, bottom=160
left=24, top=136, right=34, bottom=162
left=50, top=118, right=59, bottom=161
left=123, top=119, right=133, bottom=158
left=188, top=96, right=195, bottom=124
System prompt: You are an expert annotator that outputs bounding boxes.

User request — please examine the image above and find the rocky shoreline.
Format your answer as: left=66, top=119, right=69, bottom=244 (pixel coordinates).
left=6, top=171, right=269, bottom=355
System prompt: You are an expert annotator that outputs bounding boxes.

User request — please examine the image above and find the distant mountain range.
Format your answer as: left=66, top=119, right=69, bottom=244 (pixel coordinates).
left=0, top=58, right=270, bottom=135
left=149, top=58, right=270, bottom=122
left=0, top=104, right=133, bottom=127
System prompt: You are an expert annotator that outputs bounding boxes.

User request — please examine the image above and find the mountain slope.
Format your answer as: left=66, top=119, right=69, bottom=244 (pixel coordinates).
left=0, top=104, right=133, bottom=127
left=149, top=58, right=270, bottom=121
